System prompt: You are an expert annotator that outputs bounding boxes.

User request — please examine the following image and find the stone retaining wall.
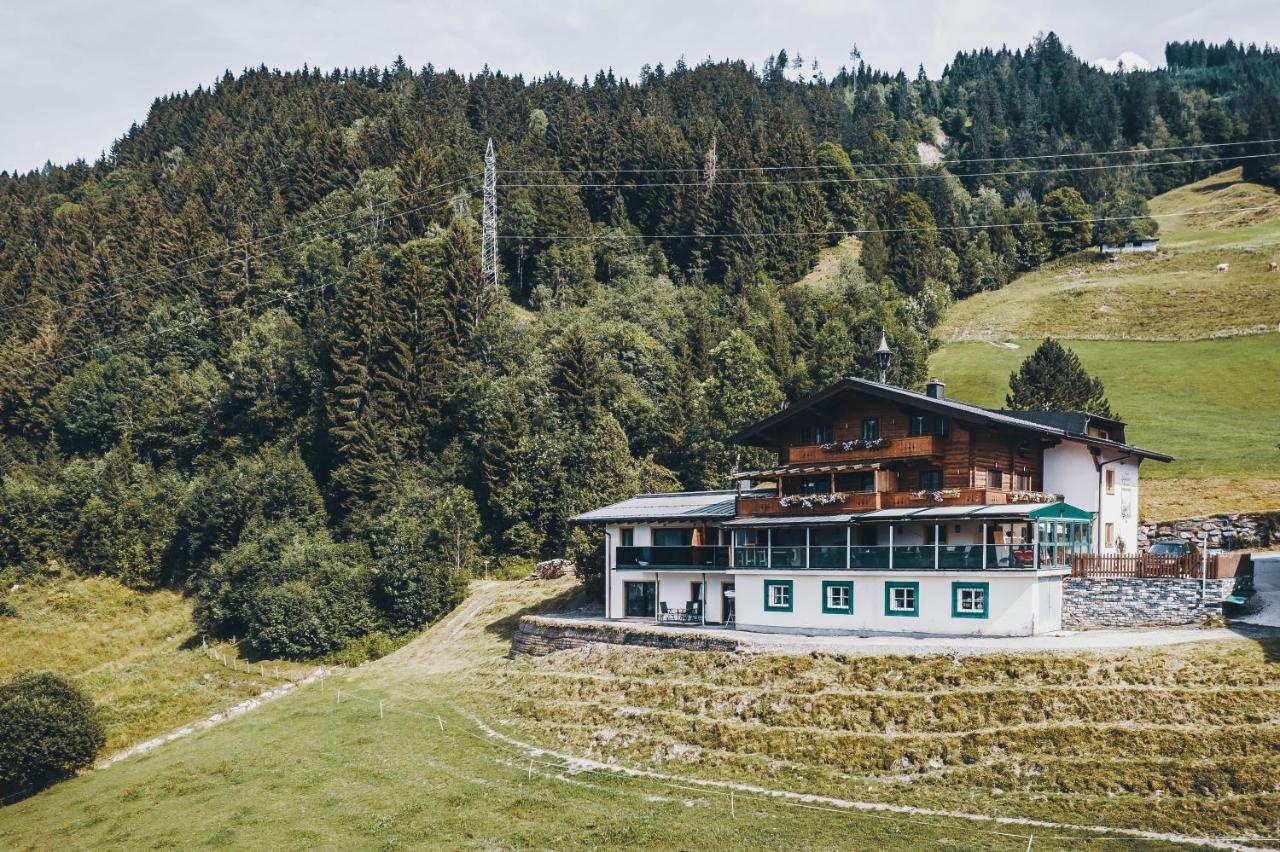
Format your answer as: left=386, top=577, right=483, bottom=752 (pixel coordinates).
left=1062, top=577, right=1239, bottom=629
left=510, top=615, right=741, bottom=657
left=1138, top=512, right=1278, bottom=550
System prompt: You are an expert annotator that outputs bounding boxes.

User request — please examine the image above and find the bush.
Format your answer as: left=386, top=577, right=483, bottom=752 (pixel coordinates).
left=372, top=560, right=466, bottom=631
left=0, top=598, right=16, bottom=617
left=367, top=480, right=474, bottom=631
left=195, top=521, right=375, bottom=658
left=0, top=670, right=105, bottom=801
left=327, top=630, right=409, bottom=668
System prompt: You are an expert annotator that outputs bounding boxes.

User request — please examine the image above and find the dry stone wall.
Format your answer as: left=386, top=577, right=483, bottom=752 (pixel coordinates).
left=1138, top=512, right=1277, bottom=550
left=1062, top=577, right=1239, bottom=628
left=510, top=616, right=740, bottom=657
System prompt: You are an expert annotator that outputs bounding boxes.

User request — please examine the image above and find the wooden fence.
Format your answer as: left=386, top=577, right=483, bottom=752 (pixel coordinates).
left=1071, top=552, right=1252, bottom=580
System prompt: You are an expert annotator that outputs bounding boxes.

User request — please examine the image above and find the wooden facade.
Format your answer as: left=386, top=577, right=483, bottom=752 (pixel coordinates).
left=739, top=388, right=1053, bottom=518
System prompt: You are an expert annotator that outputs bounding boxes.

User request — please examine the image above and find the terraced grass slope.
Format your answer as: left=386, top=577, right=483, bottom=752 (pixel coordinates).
left=932, top=169, right=1280, bottom=519
left=0, top=576, right=294, bottom=754
left=4, top=579, right=1277, bottom=849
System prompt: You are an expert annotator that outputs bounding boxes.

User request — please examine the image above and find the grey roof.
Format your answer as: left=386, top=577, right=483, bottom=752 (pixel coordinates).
left=570, top=490, right=740, bottom=524
left=719, top=501, right=1088, bottom=525
left=729, top=376, right=1172, bottom=463
left=722, top=514, right=856, bottom=527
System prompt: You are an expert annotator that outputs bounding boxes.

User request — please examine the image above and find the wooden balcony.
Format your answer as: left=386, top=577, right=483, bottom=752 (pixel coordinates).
left=785, top=434, right=943, bottom=464
left=738, top=491, right=882, bottom=516
left=882, top=488, right=1009, bottom=508
left=737, top=487, right=1014, bottom=517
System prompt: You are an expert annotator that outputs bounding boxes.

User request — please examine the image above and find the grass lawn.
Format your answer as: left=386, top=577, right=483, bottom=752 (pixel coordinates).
left=940, top=169, right=1280, bottom=342
left=930, top=335, right=1280, bottom=518
left=0, top=575, right=300, bottom=754
left=3, top=579, right=1277, bottom=850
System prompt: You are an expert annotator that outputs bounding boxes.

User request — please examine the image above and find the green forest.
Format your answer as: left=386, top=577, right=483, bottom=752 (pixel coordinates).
left=1, top=34, right=1278, bottom=659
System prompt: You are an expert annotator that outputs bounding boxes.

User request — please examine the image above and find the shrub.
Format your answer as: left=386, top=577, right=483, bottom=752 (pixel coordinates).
left=195, top=521, right=375, bottom=658
left=327, top=630, right=409, bottom=668
left=372, top=560, right=467, bottom=631
left=367, top=480, right=474, bottom=631
left=0, top=670, right=105, bottom=801
left=0, top=598, right=16, bottom=617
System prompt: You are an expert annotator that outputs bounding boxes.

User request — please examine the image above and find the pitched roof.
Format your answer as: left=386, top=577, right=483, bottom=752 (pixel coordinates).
left=721, top=500, right=1093, bottom=525
left=729, top=376, right=1172, bottom=462
left=570, top=490, right=743, bottom=524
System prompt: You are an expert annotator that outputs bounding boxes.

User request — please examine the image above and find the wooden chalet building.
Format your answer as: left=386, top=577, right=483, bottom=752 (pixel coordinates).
left=573, top=362, right=1172, bottom=637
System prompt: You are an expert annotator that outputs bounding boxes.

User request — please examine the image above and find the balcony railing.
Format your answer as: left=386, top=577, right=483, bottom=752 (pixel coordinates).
left=786, top=434, right=942, bottom=464
left=729, top=544, right=1040, bottom=571
left=615, top=546, right=729, bottom=570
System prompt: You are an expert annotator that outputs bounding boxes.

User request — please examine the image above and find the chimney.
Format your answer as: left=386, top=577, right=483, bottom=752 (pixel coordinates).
left=925, top=378, right=945, bottom=399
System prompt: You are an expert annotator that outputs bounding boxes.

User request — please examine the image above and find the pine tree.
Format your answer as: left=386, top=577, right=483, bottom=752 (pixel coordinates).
left=1006, top=338, right=1114, bottom=417
left=440, top=219, right=493, bottom=348
left=549, top=323, right=606, bottom=417
left=327, top=250, right=394, bottom=510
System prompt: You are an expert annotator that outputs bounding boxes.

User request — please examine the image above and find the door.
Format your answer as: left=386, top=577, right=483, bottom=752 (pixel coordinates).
left=721, top=583, right=736, bottom=625
left=624, top=581, right=656, bottom=618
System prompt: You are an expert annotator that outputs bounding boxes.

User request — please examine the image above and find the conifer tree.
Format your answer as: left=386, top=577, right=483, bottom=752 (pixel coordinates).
left=1006, top=338, right=1114, bottom=417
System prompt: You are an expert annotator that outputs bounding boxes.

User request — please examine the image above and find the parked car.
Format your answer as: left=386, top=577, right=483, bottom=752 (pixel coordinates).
left=1147, top=538, right=1198, bottom=557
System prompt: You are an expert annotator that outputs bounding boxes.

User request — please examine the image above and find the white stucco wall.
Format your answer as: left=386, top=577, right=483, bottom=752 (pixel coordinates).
left=1043, top=442, right=1141, bottom=554
left=729, top=570, right=1061, bottom=636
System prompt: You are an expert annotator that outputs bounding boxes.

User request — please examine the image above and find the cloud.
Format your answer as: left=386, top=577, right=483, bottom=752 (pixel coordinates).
left=1093, top=51, right=1154, bottom=73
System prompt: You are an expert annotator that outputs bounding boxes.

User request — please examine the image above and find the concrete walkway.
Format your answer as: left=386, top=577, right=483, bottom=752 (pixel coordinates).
left=549, top=614, right=1255, bottom=655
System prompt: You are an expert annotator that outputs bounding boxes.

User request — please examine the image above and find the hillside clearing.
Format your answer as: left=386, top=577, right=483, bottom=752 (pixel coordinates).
left=795, top=236, right=862, bottom=290
left=3, top=578, right=1277, bottom=849
left=940, top=169, right=1280, bottom=342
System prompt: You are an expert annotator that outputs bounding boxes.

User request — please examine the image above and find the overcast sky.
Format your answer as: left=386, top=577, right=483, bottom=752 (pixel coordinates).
left=3, top=0, right=1277, bottom=172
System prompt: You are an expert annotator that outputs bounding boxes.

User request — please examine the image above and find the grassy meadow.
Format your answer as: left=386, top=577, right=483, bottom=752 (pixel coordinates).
left=0, top=576, right=302, bottom=754
left=931, top=335, right=1280, bottom=518
left=3, top=578, right=1278, bottom=850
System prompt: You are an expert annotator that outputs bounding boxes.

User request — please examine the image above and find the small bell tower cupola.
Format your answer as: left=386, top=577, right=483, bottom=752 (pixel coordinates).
left=874, top=332, right=893, bottom=384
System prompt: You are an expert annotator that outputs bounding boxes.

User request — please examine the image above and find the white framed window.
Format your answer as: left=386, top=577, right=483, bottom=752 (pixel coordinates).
left=764, top=580, right=793, bottom=612
left=1105, top=469, right=1116, bottom=495
left=823, top=582, right=852, bottom=612
left=952, top=582, right=988, bottom=619
left=885, top=582, right=918, bottom=616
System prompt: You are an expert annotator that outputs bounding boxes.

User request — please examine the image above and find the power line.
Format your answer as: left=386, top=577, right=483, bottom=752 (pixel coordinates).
left=497, top=137, right=1280, bottom=175
left=497, top=151, right=1280, bottom=189
left=497, top=201, right=1280, bottom=241
left=1, top=172, right=481, bottom=324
